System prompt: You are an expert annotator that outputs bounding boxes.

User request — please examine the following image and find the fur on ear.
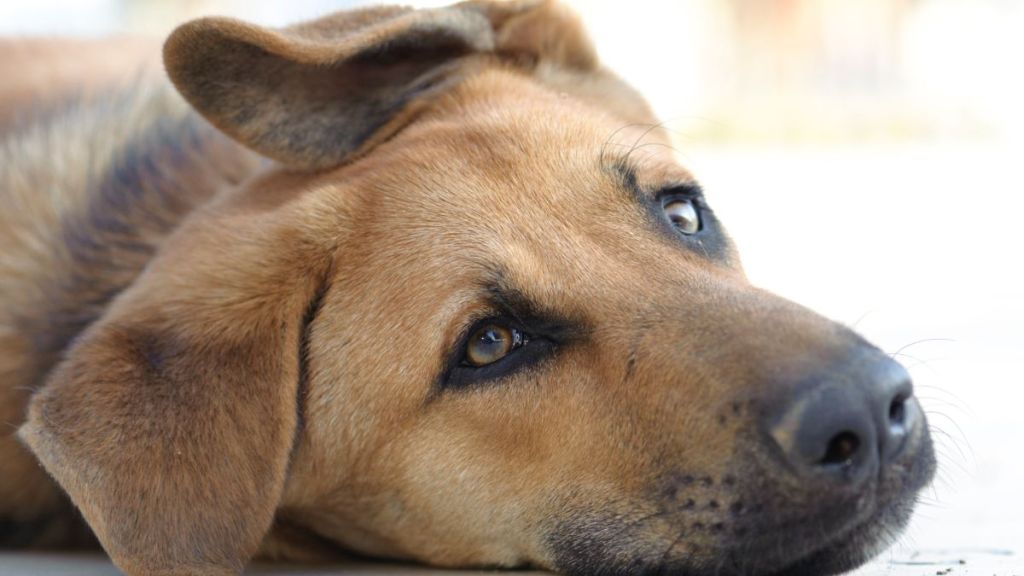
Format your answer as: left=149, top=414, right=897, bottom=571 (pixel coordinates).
left=18, top=203, right=331, bottom=576
left=465, top=0, right=599, bottom=70
left=162, top=0, right=598, bottom=170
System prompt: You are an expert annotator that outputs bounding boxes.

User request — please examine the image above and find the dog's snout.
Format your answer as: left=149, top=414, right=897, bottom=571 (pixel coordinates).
left=769, top=354, right=919, bottom=484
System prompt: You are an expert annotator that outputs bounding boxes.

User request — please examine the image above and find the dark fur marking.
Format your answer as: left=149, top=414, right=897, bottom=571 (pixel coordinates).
left=294, top=275, right=330, bottom=446
left=608, top=158, right=731, bottom=264
left=548, top=511, right=711, bottom=576
left=483, top=272, right=585, bottom=343
left=17, top=88, right=239, bottom=382
left=429, top=268, right=589, bottom=396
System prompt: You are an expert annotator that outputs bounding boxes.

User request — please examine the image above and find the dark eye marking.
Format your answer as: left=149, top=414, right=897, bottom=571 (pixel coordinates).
left=607, top=158, right=729, bottom=262
left=464, top=322, right=526, bottom=367
left=442, top=315, right=556, bottom=390
left=664, top=197, right=701, bottom=234
left=435, top=274, right=582, bottom=393
left=658, top=186, right=705, bottom=236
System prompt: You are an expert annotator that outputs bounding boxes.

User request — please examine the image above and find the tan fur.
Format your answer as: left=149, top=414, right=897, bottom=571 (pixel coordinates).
left=0, top=2, right=932, bottom=575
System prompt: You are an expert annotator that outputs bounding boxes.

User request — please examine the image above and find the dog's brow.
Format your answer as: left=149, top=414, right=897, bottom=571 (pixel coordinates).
left=606, top=157, right=732, bottom=263
left=608, top=158, right=702, bottom=201
left=485, top=276, right=553, bottom=325
left=483, top=270, right=582, bottom=343
left=608, top=158, right=643, bottom=199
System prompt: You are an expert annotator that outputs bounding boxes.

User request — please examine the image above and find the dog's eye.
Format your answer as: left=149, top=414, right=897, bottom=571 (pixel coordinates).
left=442, top=315, right=560, bottom=390
left=465, top=323, right=527, bottom=367
left=664, top=198, right=701, bottom=234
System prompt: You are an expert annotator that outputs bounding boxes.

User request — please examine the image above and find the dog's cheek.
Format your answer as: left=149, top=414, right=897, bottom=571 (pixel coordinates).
left=381, top=408, right=552, bottom=566
left=379, top=371, right=651, bottom=567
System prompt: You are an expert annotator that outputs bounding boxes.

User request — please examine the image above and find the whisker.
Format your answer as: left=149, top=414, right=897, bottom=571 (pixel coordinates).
left=624, top=121, right=671, bottom=168
left=847, top=309, right=874, bottom=330
left=924, top=412, right=974, bottom=459
left=600, top=122, right=654, bottom=168
left=889, top=338, right=955, bottom=357
left=915, top=385, right=973, bottom=412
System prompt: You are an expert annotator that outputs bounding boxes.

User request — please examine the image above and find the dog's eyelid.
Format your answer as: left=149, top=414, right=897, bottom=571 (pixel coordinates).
left=656, top=182, right=705, bottom=201
left=435, top=289, right=578, bottom=392
left=608, top=157, right=703, bottom=201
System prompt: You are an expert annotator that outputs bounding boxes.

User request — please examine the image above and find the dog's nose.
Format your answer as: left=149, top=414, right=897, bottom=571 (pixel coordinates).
left=769, top=354, right=919, bottom=484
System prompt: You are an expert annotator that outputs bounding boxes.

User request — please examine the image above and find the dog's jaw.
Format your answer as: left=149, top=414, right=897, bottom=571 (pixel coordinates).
left=543, top=414, right=935, bottom=576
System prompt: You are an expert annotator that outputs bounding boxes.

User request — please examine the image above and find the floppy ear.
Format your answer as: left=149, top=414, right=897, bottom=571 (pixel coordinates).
left=18, top=205, right=331, bottom=576
left=468, top=0, right=598, bottom=70
left=162, top=0, right=598, bottom=170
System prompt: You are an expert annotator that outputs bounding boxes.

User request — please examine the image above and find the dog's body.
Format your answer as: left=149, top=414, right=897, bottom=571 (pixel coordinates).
left=0, top=62, right=255, bottom=544
left=1, top=3, right=934, bottom=575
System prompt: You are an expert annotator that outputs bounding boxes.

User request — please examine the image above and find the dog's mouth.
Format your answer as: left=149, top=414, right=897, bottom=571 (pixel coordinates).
left=547, top=432, right=935, bottom=576
left=753, top=424, right=937, bottom=576
left=762, top=501, right=917, bottom=576
left=733, top=481, right=924, bottom=576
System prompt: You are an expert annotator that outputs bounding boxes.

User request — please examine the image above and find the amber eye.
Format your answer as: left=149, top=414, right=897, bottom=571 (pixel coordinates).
left=664, top=198, right=700, bottom=234
left=465, top=323, right=526, bottom=367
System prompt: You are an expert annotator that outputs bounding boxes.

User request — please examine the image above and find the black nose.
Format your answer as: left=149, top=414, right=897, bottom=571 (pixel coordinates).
left=769, top=354, right=919, bottom=483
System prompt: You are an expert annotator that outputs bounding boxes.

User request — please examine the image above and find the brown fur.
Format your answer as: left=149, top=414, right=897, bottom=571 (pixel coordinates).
left=0, top=2, right=933, bottom=575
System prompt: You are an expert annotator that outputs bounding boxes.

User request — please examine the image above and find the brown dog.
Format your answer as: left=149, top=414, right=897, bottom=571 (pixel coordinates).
left=0, top=1, right=935, bottom=575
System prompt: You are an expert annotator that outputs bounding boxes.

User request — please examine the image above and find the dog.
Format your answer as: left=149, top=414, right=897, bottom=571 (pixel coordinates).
left=0, top=1, right=935, bottom=575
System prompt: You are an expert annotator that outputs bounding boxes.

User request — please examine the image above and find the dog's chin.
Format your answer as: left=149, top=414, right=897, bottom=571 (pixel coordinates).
left=548, top=439, right=935, bottom=576
left=549, top=504, right=911, bottom=576
left=762, top=436, right=938, bottom=576
left=757, top=492, right=918, bottom=576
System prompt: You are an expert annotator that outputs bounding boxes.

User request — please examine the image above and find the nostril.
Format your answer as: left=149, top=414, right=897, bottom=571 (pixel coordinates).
left=889, top=394, right=907, bottom=428
left=767, top=353, right=915, bottom=481
left=820, top=431, right=861, bottom=466
left=881, top=391, right=916, bottom=464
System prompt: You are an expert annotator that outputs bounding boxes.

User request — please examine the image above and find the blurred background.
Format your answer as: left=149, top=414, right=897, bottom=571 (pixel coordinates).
left=2, top=0, right=1021, bottom=573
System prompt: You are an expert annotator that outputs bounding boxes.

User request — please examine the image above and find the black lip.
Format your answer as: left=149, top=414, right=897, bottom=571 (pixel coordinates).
left=763, top=494, right=920, bottom=576
left=548, top=430, right=935, bottom=576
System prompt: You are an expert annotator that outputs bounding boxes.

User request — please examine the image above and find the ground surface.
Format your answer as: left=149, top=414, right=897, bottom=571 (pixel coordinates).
left=0, top=550, right=1019, bottom=576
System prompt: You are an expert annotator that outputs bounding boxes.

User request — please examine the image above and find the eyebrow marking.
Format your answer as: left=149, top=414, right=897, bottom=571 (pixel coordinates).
left=607, top=157, right=643, bottom=202
left=607, top=157, right=704, bottom=204
left=484, top=273, right=542, bottom=322
left=482, top=269, right=583, bottom=344
left=606, top=157, right=730, bottom=264
left=427, top=269, right=587, bottom=400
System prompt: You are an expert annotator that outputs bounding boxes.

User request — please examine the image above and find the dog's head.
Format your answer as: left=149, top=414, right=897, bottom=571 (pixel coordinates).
left=20, top=2, right=935, bottom=575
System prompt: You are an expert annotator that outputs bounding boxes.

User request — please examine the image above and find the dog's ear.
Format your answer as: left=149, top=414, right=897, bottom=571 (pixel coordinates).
left=163, top=0, right=597, bottom=170
left=19, top=207, right=330, bottom=576
left=468, top=0, right=598, bottom=70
